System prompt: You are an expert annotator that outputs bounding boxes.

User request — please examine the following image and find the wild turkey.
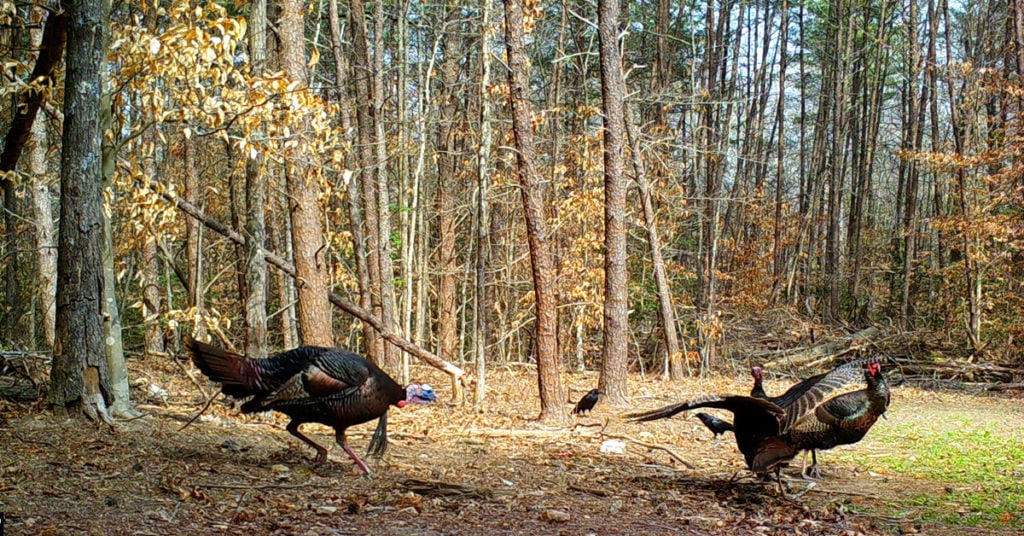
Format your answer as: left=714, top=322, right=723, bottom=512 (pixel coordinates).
left=748, top=364, right=831, bottom=475
left=695, top=412, right=734, bottom=438
left=627, top=356, right=881, bottom=491
left=572, top=389, right=603, bottom=415
left=775, top=361, right=891, bottom=479
left=184, top=337, right=437, bottom=475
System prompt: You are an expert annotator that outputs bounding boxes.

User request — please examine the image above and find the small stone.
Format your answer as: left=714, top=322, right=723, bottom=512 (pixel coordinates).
left=315, top=506, right=338, bottom=515
left=543, top=509, right=571, bottom=523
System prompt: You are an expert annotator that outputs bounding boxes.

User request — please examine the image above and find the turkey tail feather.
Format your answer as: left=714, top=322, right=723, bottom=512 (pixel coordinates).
left=625, top=402, right=692, bottom=422
left=185, top=336, right=259, bottom=398
left=367, top=412, right=389, bottom=458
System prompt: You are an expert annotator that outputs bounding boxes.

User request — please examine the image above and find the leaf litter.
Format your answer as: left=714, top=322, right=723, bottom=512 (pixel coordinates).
left=0, top=360, right=1020, bottom=535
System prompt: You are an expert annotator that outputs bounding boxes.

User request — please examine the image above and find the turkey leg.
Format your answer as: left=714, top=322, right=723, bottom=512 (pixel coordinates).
left=336, top=430, right=372, bottom=475
left=286, top=421, right=329, bottom=465
left=801, top=449, right=822, bottom=480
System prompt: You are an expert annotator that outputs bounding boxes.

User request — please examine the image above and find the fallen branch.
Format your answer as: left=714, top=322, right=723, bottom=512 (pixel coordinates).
left=568, top=483, right=611, bottom=497
left=601, top=432, right=695, bottom=469
left=760, top=326, right=881, bottom=369
left=152, top=182, right=474, bottom=391
left=192, top=482, right=325, bottom=490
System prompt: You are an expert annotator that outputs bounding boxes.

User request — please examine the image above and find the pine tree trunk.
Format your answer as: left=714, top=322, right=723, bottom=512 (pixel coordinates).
left=280, top=0, right=333, bottom=347
left=49, top=0, right=113, bottom=421
left=597, top=0, right=630, bottom=405
left=244, top=0, right=268, bottom=357
left=503, top=0, right=565, bottom=424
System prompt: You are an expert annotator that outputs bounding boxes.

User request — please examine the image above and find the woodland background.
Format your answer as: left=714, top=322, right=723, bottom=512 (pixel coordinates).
left=1, top=0, right=1022, bottom=420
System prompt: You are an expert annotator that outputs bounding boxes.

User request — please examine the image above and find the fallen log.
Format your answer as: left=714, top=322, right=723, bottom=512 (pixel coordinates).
left=759, top=326, right=881, bottom=369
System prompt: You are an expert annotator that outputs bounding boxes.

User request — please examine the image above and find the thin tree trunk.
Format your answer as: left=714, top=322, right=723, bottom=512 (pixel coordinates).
left=597, top=0, right=629, bottom=406
left=244, top=0, right=269, bottom=357
left=183, top=138, right=208, bottom=341
left=327, top=0, right=372, bottom=358
left=372, top=0, right=400, bottom=373
left=624, top=107, right=683, bottom=379
left=436, top=12, right=462, bottom=370
left=772, top=0, right=788, bottom=300
left=473, top=0, right=494, bottom=406
left=350, top=0, right=385, bottom=364
left=28, top=17, right=57, bottom=349
left=503, top=0, right=565, bottom=424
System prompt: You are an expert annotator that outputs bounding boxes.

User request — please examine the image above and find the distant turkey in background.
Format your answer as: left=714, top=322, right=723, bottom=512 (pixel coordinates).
left=695, top=412, right=734, bottom=438
left=184, top=337, right=436, bottom=475
left=572, top=389, right=603, bottom=415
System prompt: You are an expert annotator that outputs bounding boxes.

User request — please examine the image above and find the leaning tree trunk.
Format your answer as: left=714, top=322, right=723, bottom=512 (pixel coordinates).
left=503, top=0, right=566, bottom=424
left=597, top=0, right=630, bottom=406
left=48, top=0, right=114, bottom=422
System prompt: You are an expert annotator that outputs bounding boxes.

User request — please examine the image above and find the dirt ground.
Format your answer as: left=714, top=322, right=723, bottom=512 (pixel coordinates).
left=1, top=359, right=1021, bottom=536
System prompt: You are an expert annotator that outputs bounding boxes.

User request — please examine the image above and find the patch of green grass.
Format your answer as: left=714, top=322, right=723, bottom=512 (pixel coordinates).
left=837, top=421, right=1024, bottom=528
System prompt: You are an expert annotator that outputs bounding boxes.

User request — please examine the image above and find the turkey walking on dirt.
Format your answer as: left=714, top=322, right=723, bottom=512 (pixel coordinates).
left=184, top=337, right=437, bottom=475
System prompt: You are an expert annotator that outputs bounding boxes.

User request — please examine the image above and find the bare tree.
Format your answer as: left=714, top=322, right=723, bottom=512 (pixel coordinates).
left=503, top=0, right=566, bottom=424
left=243, top=0, right=269, bottom=357
left=597, top=0, right=629, bottom=405
left=279, top=0, right=333, bottom=347
left=48, top=0, right=115, bottom=421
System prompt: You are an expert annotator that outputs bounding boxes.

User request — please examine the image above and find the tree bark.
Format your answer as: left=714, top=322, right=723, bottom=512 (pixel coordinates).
left=280, top=0, right=333, bottom=347
left=597, top=0, right=630, bottom=406
left=244, top=0, right=269, bottom=357
left=28, top=7, right=58, bottom=350
left=503, top=0, right=566, bottom=424
left=371, top=0, right=400, bottom=373
left=48, top=0, right=113, bottom=422
left=436, top=10, right=463, bottom=370
left=349, top=0, right=385, bottom=364
left=183, top=138, right=207, bottom=341
left=473, top=0, right=494, bottom=406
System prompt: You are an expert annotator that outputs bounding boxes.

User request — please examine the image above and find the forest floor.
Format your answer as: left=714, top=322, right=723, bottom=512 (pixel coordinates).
left=1, top=357, right=1022, bottom=536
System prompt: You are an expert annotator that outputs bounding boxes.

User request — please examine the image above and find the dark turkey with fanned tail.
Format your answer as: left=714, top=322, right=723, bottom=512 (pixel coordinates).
left=776, top=360, right=890, bottom=478
left=185, top=337, right=436, bottom=475
left=626, top=355, right=882, bottom=492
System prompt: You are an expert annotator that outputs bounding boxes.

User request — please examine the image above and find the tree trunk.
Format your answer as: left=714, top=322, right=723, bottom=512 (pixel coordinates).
left=48, top=0, right=113, bottom=422
left=597, top=0, right=630, bottom=406
left=0, top=10, right=66, bottom=346
left=436, top=13, right=462, bottom=368
left=183, top=138, right=207, bottom=341
left=349, top=0, right=385, bottom=364
left=772, top=0, right=788, bottom=300
left=503, top=0, right=566, bottom=424
left=473, top=0, right=494, bottom=406
left=280, top=0, right=333, bottom=347
left=244, top=0, right=269, bottom=357
left=327, top=0, right=373, bottom=359
left=371, top=0, right=401, bottom=373
left=28, top=24, right=57, bottom=349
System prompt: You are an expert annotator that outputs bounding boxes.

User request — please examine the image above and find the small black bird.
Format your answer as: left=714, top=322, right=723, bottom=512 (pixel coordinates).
left=695, top=412, right=734, bottom=438
left=572, top=389, right=603, bottom=415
